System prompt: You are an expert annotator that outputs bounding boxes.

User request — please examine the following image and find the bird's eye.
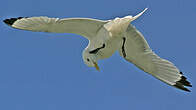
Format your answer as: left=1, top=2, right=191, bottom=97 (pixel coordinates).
left=87, top=58, right=90, bottom=62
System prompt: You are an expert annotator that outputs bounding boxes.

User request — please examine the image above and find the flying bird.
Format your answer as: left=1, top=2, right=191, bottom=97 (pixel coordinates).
left=3, top=8, right=192, bottom=92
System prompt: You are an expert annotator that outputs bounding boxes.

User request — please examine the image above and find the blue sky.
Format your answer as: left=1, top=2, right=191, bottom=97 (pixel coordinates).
left=1, top=0, right=195, bottom=110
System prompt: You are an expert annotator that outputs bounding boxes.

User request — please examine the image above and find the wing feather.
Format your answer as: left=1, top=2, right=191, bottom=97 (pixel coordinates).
left=119, top=24, right=192, bottom=92
left=3, top=16, right=108, bottom=39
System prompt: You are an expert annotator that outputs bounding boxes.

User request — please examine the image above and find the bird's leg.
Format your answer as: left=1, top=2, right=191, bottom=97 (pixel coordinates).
left=89, top=44, right=105, bottom=54
left=122, top=37, right=126, bottom=58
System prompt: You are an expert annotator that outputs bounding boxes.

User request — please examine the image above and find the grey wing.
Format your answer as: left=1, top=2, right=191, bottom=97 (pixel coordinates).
left=3, top=16, right=108, bottom=39
left=119, top=24, right=192, bottom=92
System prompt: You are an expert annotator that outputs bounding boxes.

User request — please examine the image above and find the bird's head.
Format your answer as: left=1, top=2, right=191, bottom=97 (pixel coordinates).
left=82, top=49, right=100, bottom=71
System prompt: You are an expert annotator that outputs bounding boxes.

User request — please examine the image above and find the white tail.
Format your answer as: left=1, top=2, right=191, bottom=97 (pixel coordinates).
left=125, top=8, right=148, bottom=22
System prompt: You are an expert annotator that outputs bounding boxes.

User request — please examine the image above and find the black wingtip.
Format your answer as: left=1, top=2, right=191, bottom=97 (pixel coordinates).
left=174, top=83, right=191, bottom=92
left=174, top=72, right=192, bottom=92
left=3, top=17, right=24, bottom=26
left=179, top=76, right=192, bottom=87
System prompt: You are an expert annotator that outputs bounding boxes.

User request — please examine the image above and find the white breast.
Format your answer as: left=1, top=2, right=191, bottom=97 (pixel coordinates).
left=93, top=27, right=122, bottom=59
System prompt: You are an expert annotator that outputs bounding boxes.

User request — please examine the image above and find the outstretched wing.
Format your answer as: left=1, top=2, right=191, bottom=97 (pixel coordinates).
left=119, top=24, right=192, bottom=92
left=3, top=17, right=108, bottom=39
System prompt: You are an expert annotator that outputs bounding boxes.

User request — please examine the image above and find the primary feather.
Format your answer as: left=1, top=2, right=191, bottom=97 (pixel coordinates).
left=3, top=17, right=108, bottom=39
left=119, top=24, right=192, bottom=92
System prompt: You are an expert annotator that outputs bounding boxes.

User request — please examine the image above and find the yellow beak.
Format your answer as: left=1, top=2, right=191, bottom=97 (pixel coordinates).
left=93, top=62, right=100, bottom=71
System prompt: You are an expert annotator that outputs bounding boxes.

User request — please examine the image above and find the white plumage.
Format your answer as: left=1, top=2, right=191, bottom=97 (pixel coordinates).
left=4, top=8, right=192, bottom=92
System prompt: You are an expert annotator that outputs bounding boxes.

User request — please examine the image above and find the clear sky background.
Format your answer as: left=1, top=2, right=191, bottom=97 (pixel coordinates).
left=0, top=0, right=195, bottom=110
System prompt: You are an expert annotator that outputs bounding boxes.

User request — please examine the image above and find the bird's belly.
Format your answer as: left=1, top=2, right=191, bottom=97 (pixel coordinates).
left=98, top=38, right=121, bottom=59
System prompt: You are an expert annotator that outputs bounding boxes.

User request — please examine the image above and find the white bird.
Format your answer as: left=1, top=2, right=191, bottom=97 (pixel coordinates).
left=3, top=8, right=192, bottom=92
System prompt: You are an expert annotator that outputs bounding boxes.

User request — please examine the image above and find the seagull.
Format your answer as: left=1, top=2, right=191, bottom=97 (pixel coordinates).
left=3, top=8, right=192, bottom=92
